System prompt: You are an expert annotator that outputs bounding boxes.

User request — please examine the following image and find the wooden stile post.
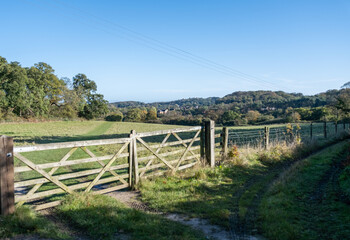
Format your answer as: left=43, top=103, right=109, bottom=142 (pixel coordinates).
left=130, top=130, right=139, bottom=188
left=310, top=122, right=313, bottom=139
left=221, top=127, right=228, bottom=160
left=205, top=120, right=215, bottom=168
left=0, top=136, right=15, bottom=216
left=324, top=121, right=327, bottom=138
left=264, top=126, right=269, bottom=150
left=200, top=125, right=205, bottom=162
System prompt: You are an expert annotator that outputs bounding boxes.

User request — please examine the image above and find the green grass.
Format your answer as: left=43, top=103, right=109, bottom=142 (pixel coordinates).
left=259, top=141, right=350, bottom=240
left=57, top=192, right=205, bottom=240
left=0, top=206, right=69, bottom=239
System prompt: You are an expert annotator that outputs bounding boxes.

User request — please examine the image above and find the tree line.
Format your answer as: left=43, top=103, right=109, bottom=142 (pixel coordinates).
left=0, top=56, right=108, bottom=120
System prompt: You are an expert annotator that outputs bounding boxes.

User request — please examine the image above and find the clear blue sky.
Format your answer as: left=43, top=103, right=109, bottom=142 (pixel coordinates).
left=1, top=0, right=349, bottom=102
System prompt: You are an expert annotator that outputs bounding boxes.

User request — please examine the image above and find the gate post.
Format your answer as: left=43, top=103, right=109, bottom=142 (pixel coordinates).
left=205, top=120, right=215, bottom=168
left=0, top=135, right=14, bottom=216
left=200, top=125, right=205, bottom=162
left=129, top=130, right=139, bottom=189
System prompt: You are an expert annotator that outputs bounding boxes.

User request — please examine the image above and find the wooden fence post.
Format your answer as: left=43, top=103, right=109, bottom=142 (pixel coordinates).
left=200, top=125, right=205, bottom=162
left=205, top=120, right=215, bottom=168
left=130, top=130, right=139, bottom=188
left=264, top=126, right=269, bottom=150
left=128, top=131, right=133, bottom=188
left=0, top=136, right=14, bottom=216
left=324, top=121, right=327, bottom=138
left=310, top=122, right=313, bottom=139
left=221, top=127, right=228, bottom=160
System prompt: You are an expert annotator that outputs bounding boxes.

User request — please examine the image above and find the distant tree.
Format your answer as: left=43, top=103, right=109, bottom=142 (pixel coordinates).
left=246, top=110, right=260, bottom=123
left=125, top=108, right=143, bottom=122
left=105, top=111, right=123, bottom=122
left=146, top=107, right=157, bottom=121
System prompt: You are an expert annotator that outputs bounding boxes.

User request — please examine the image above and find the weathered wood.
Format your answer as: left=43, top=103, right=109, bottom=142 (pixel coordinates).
left=174, top=130, right=201, bottom=171
left=81, top=147, right=128, bottom=185
left=85, top=142, right=129, bottom=192
left=132, top=130, right=139, bottom=187
left=93, top=183, right=129, bottom=195
left=172, top=132, right=200, bottom=161
left=15, top=152, right=129, bottom=173
left=128, top=131, right=133, bottom=187
left=138, top=146, right=200, bottom=163
left=214, top=134, right=221, bottom=138
left=135, top=126, right=201, bottom=138
left=15, top=164, right=129, bottom=188
left=139, top=133, right=171, bottom=178
left=139, top=155, right=199, bottom=174
left=200, top=126, right=205, bottom=161
left=34, top=200, right=62, bottom=211
left=0, top=136, right=14, bottom=215
left=264, top=126, right=269, bottom=150
left=14, top=137, right=131, bottom=153
left=15, top=173, right=129, bottom=203
left=222, top=127, right=229, bottom=159
left=15, top=153, right=73, bottom=194
left=205, top=120, right=215, bottom=167
left=136, top=137, right=174, bottom=170
left=136, top=137, right=200, bottom=152
left=16, top=147, right=78, bottom=207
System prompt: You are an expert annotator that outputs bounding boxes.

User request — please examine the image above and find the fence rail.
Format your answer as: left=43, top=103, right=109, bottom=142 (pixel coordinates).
left=1, top=120, right=349, bottom=215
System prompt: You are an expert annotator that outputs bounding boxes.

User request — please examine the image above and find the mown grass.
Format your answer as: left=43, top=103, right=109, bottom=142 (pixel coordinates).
left=0, top=206, right=69, bottom=239
left=57, top=192, right=205, bottom=240
left=259, top=141, right=350, bottom=240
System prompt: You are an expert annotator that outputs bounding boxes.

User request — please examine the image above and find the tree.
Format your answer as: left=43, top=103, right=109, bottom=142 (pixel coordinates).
left=125, top=108, right=143, bottom=122
left=146, top=107, right=157, bottom=121
left=246, top=110, right=260, bottom=123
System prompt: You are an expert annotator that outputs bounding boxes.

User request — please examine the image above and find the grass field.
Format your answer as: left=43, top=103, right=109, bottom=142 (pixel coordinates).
left=0, top=120, right=185, bottom=145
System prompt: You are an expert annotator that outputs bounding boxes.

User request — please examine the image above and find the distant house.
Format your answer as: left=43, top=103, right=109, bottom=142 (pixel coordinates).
left=261, top=107, right=276, bottom=111
left=157, top=109, right=169, bottom=115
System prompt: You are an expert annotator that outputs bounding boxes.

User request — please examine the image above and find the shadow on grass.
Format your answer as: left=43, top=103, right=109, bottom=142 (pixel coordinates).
left=57, top=193, right=205, bottom=240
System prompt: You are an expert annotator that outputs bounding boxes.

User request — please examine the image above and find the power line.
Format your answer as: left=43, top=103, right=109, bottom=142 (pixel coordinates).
left=22, top=0, right=294, bottom=92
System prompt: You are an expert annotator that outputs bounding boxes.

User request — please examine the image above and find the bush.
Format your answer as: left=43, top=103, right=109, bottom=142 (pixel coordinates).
left=105, top=113, right=123, bottom=122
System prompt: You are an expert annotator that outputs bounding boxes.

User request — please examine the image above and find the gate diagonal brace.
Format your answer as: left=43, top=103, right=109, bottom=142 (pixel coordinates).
left=139, top=133, right=171, bottom=178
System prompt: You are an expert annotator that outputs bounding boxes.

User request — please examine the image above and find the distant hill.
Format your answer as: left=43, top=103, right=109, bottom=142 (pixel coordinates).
left=111, top=90, right=337, bottom=111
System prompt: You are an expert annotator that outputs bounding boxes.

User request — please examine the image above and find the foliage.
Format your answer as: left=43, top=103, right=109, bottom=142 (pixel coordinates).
left=105, top=111, right=123, bottom=121
left=0, top=56, right=108, bottom=120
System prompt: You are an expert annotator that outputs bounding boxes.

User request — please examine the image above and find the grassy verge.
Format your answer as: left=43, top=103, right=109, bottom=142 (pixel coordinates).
left=138, top=135, right=350, bottom=235
left=0, top=206, right=69, bottom=239
left=57, top=192, right=205, bottom=240
left=259, top=141, right=350, bottom=240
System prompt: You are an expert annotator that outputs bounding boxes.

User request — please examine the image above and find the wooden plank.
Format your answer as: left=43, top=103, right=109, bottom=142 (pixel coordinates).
left=15, top=173, right=129, bottom=203
left=178, top=162, right=198, bottom=171
left=214, top=134, right=221, bottom=138
left=137, top=137, right=200, bottom=152
left=132, top=131, right=139, bottom=186
left=0, top=136, right=15, bottom=215
left=16, top=147, right=78, bottom=207
left=15, top=153, right=73, bottom=194
left=128, top=131, right=133, bottom=187
left=138, top=146, right=200, bottom=163
left=139, top=155, right=199, bottom=173
left=14, top=138, right=131, bottom=153
left=15, top=152, right=129, bottom=173
left=139, top=133, right=170, bottom=178
left=172, top=132, right=200, bottom=161
left=15, top=164, right=129, bottom=188
left=200, top=126, right=205, bottom=160
left=135, top=126, right=201, bottom=138
left=93, top=183, right=129, bottom=195
left=174, top=130, right=201, bottom=171
left=34, top=200, right=62, bottom=211
left=81, top=147, right=128, bottom=185
left=85, top=142, right=129, bottom=192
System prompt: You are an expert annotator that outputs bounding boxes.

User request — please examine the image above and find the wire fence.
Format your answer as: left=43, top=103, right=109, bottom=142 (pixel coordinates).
left=226, top=122, right=349, bottom=148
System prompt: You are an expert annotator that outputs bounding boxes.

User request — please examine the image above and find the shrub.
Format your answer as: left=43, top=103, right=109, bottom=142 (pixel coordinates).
left=105, top=112, right=123, bottom=122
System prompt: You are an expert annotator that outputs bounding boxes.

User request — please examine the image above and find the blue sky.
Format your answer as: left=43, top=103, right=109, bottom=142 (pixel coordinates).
left=1, top=0, right=350, bottom=102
